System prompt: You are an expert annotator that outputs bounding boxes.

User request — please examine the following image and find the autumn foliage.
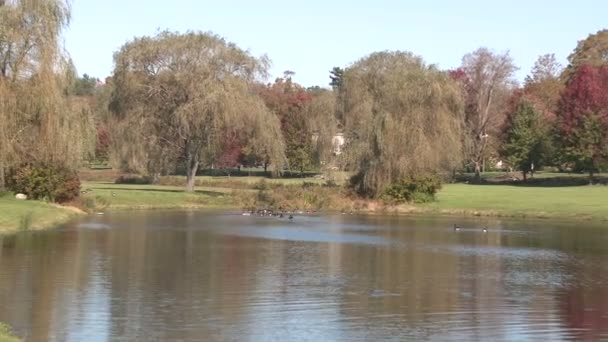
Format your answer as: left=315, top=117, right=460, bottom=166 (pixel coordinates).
left=216, top=130, right=245, bottom=170
left=95, top=126, right=110, bottom=161
left=256, top=74, right=315, bottom=175
left=558, top=64, right=608, bottom=176
left=559, top=64, right=608, bottom=129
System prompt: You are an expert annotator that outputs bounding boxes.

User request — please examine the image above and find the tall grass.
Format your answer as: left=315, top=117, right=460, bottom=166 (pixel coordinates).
left=234, top=182, right=364, bottom=212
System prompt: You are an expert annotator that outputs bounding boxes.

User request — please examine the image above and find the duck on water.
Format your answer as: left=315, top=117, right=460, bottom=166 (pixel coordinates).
left=453, top=224, right=489, bottom=233
left=242, top=209, right=301, bottom=219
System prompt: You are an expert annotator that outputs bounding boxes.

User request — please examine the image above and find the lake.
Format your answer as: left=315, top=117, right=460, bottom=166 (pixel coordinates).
left=1, top=211, right=607, bottom=341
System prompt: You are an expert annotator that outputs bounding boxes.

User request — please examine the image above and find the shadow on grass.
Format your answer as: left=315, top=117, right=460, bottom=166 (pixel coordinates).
left=455, top=174, right=608, bottom=188
left=93, top=187, right=227, bottom=197
left=195, top=168, right=321, bottom=179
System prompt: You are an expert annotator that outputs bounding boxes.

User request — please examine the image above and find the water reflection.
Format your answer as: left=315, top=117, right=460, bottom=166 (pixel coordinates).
left=0, top=212, right=608, bottom=341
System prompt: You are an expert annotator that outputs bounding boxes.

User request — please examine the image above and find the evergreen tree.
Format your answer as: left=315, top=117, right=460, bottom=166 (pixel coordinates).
left=501, top=100, right=547, bottom=181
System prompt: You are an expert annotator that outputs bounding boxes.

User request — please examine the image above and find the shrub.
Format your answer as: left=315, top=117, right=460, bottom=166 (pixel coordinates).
left=245, top=182, right=356, bottom=212
left=253, top=179, right=269, bottom=190
left=383, top=174, right=442, bottom=204
left=324, top=179, right=339, bottom=188
left=114, top=175, right=153, bottom=185
left=53, top=174, right=81, bottom=203
left=7, top=163, right=80, bottom=203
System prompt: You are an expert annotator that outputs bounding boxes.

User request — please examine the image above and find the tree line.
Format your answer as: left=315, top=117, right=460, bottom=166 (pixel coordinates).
left=2, top=0, right=608, bottom=202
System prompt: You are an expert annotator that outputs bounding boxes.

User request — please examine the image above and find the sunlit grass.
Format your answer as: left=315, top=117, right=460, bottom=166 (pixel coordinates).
left=3, top=171, right=608, bottom=233
left=0, top=196, right=82, bottom=234
left=82, top=182, right=235, bottom=210
left=422, top=183, right=608, bottom=221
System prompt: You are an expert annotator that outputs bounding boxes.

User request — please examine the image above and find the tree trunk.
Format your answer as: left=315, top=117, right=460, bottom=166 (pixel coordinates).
left=185, top=148, right=199, bottom=192
left=589, top=169, right=595, bottom=185
left=0, top=165, right=5, bottom=192
left=474, top=161, right=481, bottom=182
left=151, top=172, right=160, bottom=184
left=522, top=171, right=527, bottom=182
left=530, top=162, right=535, bottom=178
left=186, top=160, right=199, bottom=192
left=264, top=162, right=268, bottom=176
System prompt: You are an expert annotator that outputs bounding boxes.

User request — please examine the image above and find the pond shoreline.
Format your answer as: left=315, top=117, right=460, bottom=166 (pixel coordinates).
left=0, top=198, right=86, bottom=235
left=3, top=202, right=603, bottom=236
left=3, top=178, right=608, bottom=234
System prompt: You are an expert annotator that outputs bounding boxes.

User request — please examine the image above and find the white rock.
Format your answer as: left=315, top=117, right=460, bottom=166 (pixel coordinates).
left=15, top=193, right=27, bottom=200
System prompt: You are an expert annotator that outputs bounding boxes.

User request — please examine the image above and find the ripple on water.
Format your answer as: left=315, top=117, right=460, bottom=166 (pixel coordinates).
left=77, top=222, right=112, bottom=230
left=441, top=244, right=571, bottom=262
left=1, top=212, right=607, bottom=341
left=219, top=225, right=391, bottom=246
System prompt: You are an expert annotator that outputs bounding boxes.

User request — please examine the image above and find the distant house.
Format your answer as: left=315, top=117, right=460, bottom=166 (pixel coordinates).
left=311, top=132, right=346, bottom=156
left=332, top=132, right=345, bottom=155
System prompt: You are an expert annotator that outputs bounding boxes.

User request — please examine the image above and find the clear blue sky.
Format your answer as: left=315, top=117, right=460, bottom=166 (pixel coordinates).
left=65, top=0, right=607, bottom=87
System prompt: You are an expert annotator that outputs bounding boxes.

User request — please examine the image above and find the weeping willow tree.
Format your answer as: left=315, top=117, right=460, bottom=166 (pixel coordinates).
left=340, top=51, right=465, bottom=197
left=305, top=89, right=339, bottom=169
left=0, top=0, right=95, bottom=191
left=110, top=31, right=286, bottom=192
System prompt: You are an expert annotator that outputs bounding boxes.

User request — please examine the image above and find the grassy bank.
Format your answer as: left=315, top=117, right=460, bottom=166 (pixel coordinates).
left=83, top=172, right=608, bottom=221
left=3, top=171, right=607, bottom=233
left=415, top=183, right=608, bottom=221
left=81, top=182, right=235, bottom=210
left=240, top=181, right=608, bottom=221
left=0, top=195, right=84, bottom=234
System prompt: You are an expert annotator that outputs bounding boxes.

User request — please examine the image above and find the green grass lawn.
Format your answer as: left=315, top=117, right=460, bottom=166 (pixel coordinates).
left=0, top=334, right=19, bottom=342
left=3, top=173, right=608, bottom=233
left=421, top=183, right=608, bottom=221
left=0, top=195, right=82, bottom=234
left=84, top=179, right=608, bottom=221
left=461, top=171, right=608, bottom=180
left=198, top=175, right=325, bottom=185
left=82, top=182, right=236, bottom=210
left=159, top=174, right=336, bottom=187
left=0, top=322, right=20, bottom=342
left=0, top=332, right=19, bottom=342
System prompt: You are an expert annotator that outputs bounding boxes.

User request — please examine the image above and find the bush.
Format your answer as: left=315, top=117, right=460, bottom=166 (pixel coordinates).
left=243, top=182, right=356, bottom=212
left=114, top=175, right=153, bottom=185
left=7, top=163, right=80, bottom=203
left=253, top=179, right=269, bottom=191
left=382, top=174, right=442, bottom=204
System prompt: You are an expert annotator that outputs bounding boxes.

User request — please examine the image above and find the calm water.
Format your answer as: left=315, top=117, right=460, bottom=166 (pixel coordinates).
left=1, top=212, right=608, bottom=341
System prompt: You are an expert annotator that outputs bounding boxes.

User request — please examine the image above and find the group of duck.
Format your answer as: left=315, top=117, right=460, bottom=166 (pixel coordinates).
left=453, top=224, right=488, bottom=233
left=242, top=209, right=295, bottom=220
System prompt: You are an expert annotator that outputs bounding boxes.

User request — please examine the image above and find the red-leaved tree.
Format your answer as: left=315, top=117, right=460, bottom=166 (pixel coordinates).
left=558, top=64, right=608, bottom=180
left=215, top=130, right=245, bottom=175
left=256, top=72, right=314, bottom=175
left=95, top=126, right=110, bottom=162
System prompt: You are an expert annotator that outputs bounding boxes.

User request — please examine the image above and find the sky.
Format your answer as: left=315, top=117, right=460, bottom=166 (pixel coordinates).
left=64, top=0, right=608, bottom=87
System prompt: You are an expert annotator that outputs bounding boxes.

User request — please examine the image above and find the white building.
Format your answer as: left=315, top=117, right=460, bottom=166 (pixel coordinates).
left=332, top=133, right=345, bottom=155
left=312, top=132, right=346, bottom=156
